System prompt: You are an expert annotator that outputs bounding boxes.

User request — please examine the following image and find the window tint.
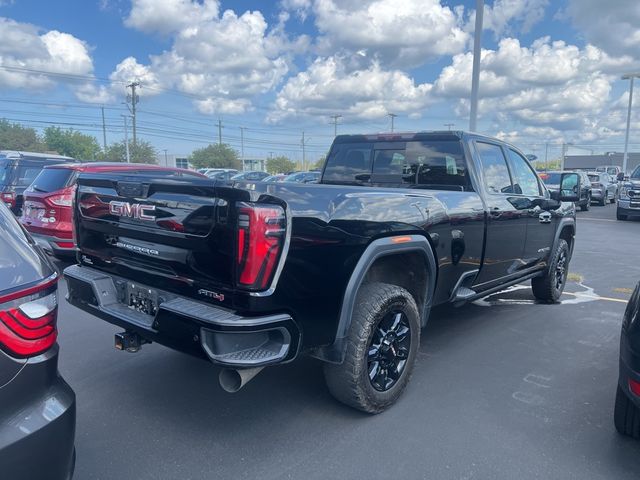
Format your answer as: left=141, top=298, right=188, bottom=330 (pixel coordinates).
left=0, top=159, right=8, bottom=184
left=29, top=168, right=74, bottom=193
left=323, top=143, right=373, bottom=183
left=476, top=142, right=513, bottom=194
left=506, top=149, right=541, bottom=196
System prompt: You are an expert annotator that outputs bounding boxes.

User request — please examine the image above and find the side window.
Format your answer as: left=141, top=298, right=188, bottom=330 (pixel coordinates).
left=15, top=163, right=43, bottom=187
left=506, top=149, right=541, bottom=196
left=476, top=142, right=513, bottom=194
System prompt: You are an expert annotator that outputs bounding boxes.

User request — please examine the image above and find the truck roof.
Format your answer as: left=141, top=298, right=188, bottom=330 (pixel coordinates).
left=42, top=162, right=205, bottom=176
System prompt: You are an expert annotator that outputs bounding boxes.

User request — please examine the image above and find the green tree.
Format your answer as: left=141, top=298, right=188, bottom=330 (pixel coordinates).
left=266, top=155, right=296, bottom=174
left=44, top=126, right=101, bottom=160
left=100, top=140, right=157, bottom=164
left=311, top=155, right=326, bottom=171
left=189, top=143, right=240, bottom=169
left=0, top=119, right=44, bottom=151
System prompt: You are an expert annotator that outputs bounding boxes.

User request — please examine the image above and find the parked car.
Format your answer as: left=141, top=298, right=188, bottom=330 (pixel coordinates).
left=206, top=169, right=238, bottom=181
left=617, top=164, right=640, bottom=221
left=19, top=162, right=205, bottom=259
left=231, top=171, right=270, bottom=181
left=263, top=174, right=287, bottom=182
left=0, top=201, right=75, bottom=479
left=596, top=165, right=623, bottom=179
left=0, top=151, right=75, bottom=215
left=283, top=171, right=321, bottom=183
left=64, top=131, right=579, bottom=413
left=614, top=281, right=640, bottom=439
left=540, top=170, right=592, bottom=211
left=587, top=171, right=617, bottom=205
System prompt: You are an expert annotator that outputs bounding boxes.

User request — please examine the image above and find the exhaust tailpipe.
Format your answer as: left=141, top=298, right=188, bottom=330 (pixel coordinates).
left=219, top=367, right=264, bottom=393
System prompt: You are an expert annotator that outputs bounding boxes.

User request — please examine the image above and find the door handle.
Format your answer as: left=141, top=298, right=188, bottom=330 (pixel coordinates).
left=538, top=212, right=552, bottom=224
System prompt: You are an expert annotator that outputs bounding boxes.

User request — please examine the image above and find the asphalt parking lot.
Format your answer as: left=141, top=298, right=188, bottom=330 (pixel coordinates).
left=56, top=202, right=640, bottom=480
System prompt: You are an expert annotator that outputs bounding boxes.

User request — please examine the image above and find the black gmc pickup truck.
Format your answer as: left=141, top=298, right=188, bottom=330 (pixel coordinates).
left=64, top=131, right=580, bottom=413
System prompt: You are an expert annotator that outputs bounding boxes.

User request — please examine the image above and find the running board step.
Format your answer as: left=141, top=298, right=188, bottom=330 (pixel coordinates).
left=453, top=286, right=477, bottom=302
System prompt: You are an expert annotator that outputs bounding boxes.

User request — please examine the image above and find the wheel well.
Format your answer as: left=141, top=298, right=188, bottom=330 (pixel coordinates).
left=559, top=224, right=575, bottom=251
left=360, top=252, right=429, bottom=323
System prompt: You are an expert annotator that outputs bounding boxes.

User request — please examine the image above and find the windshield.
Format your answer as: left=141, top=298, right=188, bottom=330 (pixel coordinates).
left=539, top=172, right=561, bottom=184
left=631, top=166, right=640, bottom=179
left=29, top=168, right=74, bottom=193
left=588, top=174, right=600, bottom=182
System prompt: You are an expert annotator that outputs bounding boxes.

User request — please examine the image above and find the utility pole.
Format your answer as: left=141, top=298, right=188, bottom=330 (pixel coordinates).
left=469, top=0, right=484, bottom=132
left=163, top=149, right=168, bottom=166
left=544, top=142, right=549, bottom=171
left=217, top=118, right=223, bottom=145
left=330, top=114, right=342, bottom=137
left=101, top=106, right=107, bottom=151
left=444, top=123, right=455, bottom=131
left=388, top=113, right=397, bottom=132
left=121, top=115, right=131, bottom=163
left=126, top=81, right=140, bottom=146
left=622, top=73, right=640, bottom=175
left=239, top=127, right=246, bottom=171
left=301, top=131, right=307, bottom=170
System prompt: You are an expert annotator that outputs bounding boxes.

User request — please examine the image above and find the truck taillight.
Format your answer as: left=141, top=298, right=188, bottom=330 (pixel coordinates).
left=0, top=274, right=59, bottom=358
left=236, top=203, right=286, bottom=290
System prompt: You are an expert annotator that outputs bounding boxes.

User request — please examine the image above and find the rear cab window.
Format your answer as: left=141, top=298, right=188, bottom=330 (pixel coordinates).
left=322, top=138, right=472, bottom=191
left=30, top=168, right=75, bottom=193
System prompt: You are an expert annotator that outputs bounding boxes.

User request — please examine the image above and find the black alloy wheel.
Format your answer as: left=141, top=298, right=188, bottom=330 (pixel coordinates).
left=367, top=311, right=412, bottom=392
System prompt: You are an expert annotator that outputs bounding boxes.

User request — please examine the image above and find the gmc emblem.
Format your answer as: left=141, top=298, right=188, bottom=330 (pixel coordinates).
left=109, top=201, right=156, bottom=221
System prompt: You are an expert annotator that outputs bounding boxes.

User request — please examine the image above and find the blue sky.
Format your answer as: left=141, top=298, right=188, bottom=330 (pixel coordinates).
left=0, top=0, right=638, bottom=163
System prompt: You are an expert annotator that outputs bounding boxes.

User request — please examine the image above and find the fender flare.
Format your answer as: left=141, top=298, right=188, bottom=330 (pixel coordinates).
left=551, top=217, right=576, bottom=267
left=311, top=234, right=437, bottom=364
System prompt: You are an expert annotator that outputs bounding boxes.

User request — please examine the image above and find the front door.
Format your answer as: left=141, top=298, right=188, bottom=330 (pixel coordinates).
left=473, top=141, right=528, bottom=287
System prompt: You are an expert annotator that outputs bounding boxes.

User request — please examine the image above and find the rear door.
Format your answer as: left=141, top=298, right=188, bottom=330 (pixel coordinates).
left=473, top=141, right=528, bottom=287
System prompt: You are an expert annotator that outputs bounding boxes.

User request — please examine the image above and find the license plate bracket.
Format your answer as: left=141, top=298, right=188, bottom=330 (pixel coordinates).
left=125, top=282, right=159, bottom=316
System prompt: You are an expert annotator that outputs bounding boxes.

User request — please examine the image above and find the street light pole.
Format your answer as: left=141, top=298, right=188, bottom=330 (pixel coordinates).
left=121, top=115, right=131, bottom=163
left=622, top=73, right=640, bottom=175
left=469, top=0, right=484, bottom=132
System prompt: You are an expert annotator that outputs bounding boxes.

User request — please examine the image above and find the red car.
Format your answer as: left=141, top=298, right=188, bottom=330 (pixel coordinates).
left=20, top=162, right=205, bottom=258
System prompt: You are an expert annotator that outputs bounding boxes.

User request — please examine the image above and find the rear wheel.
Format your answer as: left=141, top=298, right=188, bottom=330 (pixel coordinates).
left=614, top=385, right=640, bottom=438
left=532, top=239, right=569, bottom=303
left=610, top=193, right=616, bottom=204
left=324, top=282, right=420, bottom=413
left=580, top=195, right=590, bottom=211
left=599, top=193, right=606, bottom=206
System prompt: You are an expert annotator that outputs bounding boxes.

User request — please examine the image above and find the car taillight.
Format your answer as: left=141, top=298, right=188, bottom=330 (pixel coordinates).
left=2, top=191, right=15, bottom=207
left=236, top=203, right=286, bottom=290
left=0, top=274, right=58, bottom=358
left=48, top=185, right=75, bottom=207
left=630, top=379, right=640, bottom=397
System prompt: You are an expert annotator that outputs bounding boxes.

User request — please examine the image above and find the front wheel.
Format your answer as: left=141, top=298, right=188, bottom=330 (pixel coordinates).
left=324, top=282, right=420, bottom=413
left=532, top=239, right=570, bottom=303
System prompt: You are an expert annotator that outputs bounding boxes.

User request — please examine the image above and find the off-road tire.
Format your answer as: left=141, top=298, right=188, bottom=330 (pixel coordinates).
left=614, top=385, right=640, bottom=438
left=532, top=239, right=569, bottom=303
left=324, top=282, right=420, bottom=414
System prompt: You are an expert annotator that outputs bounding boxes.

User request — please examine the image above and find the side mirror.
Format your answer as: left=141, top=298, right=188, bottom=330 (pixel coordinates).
left=559, top=172, right=580, bottom=202
left=617, top=172, right=625, bottom=182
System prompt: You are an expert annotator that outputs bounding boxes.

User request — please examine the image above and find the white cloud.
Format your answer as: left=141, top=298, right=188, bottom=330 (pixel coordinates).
left=469, top=0, right=549, bottom=37
left=268, top=56, right=433, bottom=122
left=0, top=17, right=95, bottom=94
left=118, top=1, right=297, bottom=115
left=289, top=0, right=468, bottom=68
left=567, top=0, right=640, bottom=60
left=125, top=0, right=220, bottom=35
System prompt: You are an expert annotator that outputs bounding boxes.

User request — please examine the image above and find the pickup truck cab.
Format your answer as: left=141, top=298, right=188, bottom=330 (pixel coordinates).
left=64, top=131, right=580, bottom=413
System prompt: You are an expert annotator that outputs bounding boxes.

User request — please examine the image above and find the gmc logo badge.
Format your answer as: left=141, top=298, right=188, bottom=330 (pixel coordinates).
left=109, top=201, right=156, bottom=221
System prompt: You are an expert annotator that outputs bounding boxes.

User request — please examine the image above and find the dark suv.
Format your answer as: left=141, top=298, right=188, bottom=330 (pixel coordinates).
left=0, top=151, right=75, bottom=215
left=0, top=202, right=76, bottom=479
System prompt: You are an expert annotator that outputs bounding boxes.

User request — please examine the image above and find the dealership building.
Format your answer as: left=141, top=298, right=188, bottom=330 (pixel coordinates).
left=564, top=152, right=640, bottom=173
